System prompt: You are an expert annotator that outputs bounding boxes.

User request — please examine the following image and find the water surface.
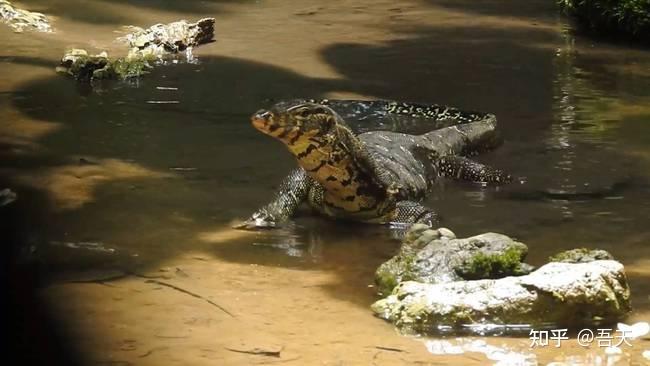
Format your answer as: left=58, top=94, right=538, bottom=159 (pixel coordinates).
left=2, top=0, right=650, bottom=364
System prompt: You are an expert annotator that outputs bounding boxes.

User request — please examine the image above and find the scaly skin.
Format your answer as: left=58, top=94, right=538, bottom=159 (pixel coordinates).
left=237, top=100, right=511, bottom=229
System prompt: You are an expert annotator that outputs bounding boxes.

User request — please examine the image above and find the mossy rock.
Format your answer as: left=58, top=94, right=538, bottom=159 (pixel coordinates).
left=373, top=260, right=631, bottom=335
left=456, top=246, right=531, bottom=280
left=374, top=226, right=531, bottom=296
left=549, top=248, right=614, bottom=263
left=57, top=49, right=157, bottom=81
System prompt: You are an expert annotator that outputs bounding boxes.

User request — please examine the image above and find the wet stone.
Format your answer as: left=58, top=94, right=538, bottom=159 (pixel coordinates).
left=549, top=248, right=615, bottom=263
left=374, top=226, right=531, bottom=296
left=372, top=260, right=631, bottom=335
left=438, top=227, right=455, bottom=239
left=56, top=18, right=215, bottom=82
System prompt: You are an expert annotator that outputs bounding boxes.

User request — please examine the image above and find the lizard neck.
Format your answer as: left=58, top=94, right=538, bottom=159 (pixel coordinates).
left=287, top=122, right=385, bottom=213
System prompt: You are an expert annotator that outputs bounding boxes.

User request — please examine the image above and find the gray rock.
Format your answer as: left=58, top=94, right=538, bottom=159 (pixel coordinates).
left=375, top=226, right=531, bottom=295
left=0, top=0, right=51, bottom=33
left=56, top=49, right=115, bottom=81
left=372, top=260, right=631, bottom=334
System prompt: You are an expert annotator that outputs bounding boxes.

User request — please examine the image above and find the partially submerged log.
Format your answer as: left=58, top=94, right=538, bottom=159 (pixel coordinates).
left=56, top=18, right=215, bottom=81
left=0, top=0, right=51, bottom=33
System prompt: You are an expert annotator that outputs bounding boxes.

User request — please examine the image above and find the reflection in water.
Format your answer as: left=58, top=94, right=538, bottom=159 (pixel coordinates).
left=425, top=338, right=537, bottom=366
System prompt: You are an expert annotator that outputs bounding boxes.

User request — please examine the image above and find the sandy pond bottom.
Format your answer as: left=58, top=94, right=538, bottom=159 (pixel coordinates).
left=41, top=248, right=650, bottom=365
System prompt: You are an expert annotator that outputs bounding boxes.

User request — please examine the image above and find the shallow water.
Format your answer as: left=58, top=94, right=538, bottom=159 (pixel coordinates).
left=2, top=0, right=650, bottom=365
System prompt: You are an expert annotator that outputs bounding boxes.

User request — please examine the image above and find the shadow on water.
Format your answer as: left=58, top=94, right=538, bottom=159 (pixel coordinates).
left=321, top=25, right=559, bottom=139
left=423, top=0, right=559, bottom=22
left=96, top=0, right=251, bottom=13
left=4, top=22, right=565, bottom=275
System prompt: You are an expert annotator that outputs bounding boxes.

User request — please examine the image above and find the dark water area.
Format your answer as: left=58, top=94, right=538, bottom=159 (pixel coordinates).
left=7, top=32, right=650, bottom=272
left=2, top=0, right=650, bottom=364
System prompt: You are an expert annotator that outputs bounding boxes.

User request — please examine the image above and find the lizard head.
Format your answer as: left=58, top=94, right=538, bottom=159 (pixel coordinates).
left=251, top=101, right=338, bottom=146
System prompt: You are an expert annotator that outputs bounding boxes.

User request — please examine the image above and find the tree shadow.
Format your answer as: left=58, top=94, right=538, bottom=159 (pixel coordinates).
left=25, top=0, right=243, bottom=25
left=422, top=0, right=559, bottom=23
left=320, top=25, right=560, bottom=139
left=4, top=53, right=348, bottom=274
left=97, top=0, right=250, bottom=13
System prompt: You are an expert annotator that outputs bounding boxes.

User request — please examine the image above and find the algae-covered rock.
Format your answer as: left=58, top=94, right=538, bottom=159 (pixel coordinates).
left=0, top=0, right=51, bottom=33
left=56, top=49, right=159, bottom=81
left=57, top=18, right=215, bottom=82
left=372, top=260, right=631, bottom=334
left=375, top=225, right=531, bottom=295
left=56, top=49, right=112, bottom=80
left=549, top=248, right=614, bottom=263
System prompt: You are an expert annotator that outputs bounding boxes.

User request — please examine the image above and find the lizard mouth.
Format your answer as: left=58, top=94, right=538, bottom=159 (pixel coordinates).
left=251, top=109, right=283, bottom=136
left=251, top=109, right=270, bottom=127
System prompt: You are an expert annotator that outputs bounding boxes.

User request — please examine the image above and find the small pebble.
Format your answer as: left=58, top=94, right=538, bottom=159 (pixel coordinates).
left=406, top=223, right=430, bottom=242
left=438, top=228, right=456, bottom=239
left=419, top=229, right=441, bottom=242
left=409, top=223, right=431, bottom=234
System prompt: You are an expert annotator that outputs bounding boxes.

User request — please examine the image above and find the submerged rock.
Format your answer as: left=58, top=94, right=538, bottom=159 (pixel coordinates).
left=57, top=18, right=215, bottom=82
left=549, top=248, right=614, bottom=263
left=375, top=224, right=531, bottom=295
left=56, top=48, right=157, bottom=81
left=0, top=0, right=51, bottom=33
left=0, top=188, right=17, bottom=206
left=372, top=260, right=631, bottom=334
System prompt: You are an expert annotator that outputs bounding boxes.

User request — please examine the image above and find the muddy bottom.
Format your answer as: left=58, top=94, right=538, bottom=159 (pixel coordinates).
left=2, top=0, right=650, bottom=365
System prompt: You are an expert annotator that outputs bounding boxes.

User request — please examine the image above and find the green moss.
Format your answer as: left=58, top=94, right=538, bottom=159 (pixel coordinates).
left=67, top=55, right=110, bottom=80
left=374, top=252, right=417, bottom=296
left=374, top=270, right=399, bottom=297
left=111, top=53, right=157, bottom=79
left=459, top=247, right=526, bottom=280
left=558, top=0, right=650, bottom=41
left=549, top=248, right=613, bottom=263
left=58, top=49, right=158, bottom=81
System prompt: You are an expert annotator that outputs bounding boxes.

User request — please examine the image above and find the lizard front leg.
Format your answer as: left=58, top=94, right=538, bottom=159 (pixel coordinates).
left=389, top=200, right=440, bottom=227
left=235, top=168, right=313, bottom=229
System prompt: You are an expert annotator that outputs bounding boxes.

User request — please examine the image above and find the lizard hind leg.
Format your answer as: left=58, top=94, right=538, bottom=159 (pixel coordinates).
left=389, top=200, right=440, bottom=228
left=437, top=155, right=512, bottom=185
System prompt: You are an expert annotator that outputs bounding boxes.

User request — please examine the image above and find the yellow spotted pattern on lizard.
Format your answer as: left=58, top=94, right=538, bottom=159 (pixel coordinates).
left=252, top=102, right=390, bottom=217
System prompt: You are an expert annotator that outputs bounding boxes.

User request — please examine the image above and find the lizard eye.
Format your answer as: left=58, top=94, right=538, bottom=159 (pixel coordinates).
left=298, top=108, right=310, bottom=117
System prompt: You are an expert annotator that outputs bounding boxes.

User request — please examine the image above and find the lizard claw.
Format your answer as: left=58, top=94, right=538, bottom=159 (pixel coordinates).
left=233, top=211, right=278, bottom=230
